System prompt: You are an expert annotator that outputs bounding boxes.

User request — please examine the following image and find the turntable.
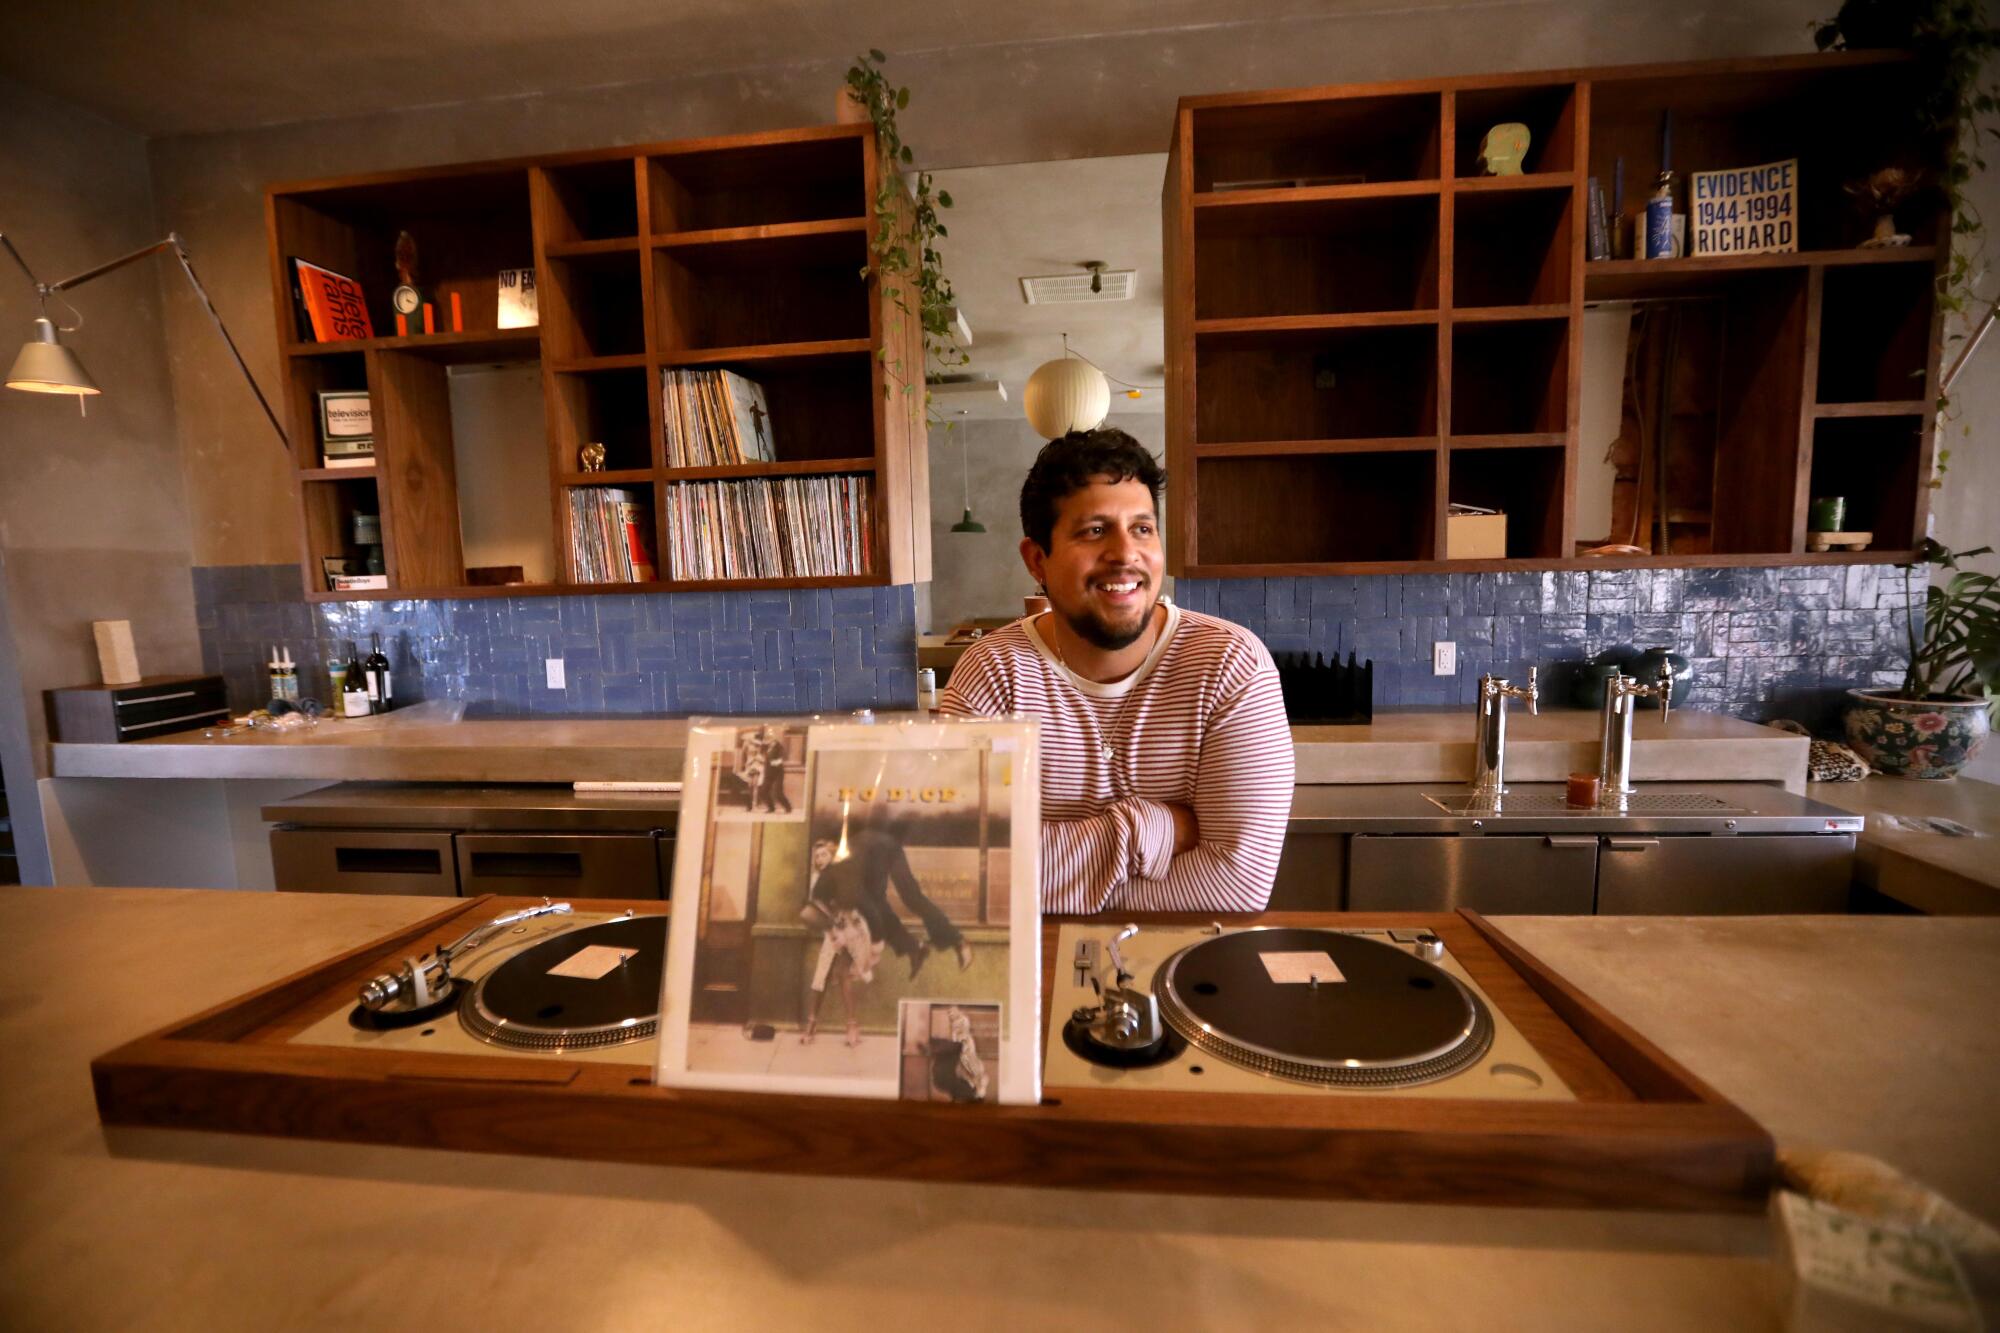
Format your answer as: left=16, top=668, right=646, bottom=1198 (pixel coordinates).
left=290, top=902, right=668, bottom=1063
left=1047, top=923, right=1569, bottom=1100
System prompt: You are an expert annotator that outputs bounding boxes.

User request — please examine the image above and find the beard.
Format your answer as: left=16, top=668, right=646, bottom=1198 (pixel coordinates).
left=1058, top=582, right=1159, bottom=651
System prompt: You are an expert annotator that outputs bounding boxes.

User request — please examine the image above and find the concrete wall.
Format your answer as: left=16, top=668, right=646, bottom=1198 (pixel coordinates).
left=0, top=77, right=203, bottom=882
left=146, top=1, right=1840, bottom=569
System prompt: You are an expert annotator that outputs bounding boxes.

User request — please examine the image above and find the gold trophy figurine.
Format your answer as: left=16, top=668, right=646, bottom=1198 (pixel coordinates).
left=580, top=441, right=607, bottom=472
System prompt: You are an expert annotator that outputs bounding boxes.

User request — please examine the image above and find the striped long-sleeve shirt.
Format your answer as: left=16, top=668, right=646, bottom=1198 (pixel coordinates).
left=937, top=601, right=1294, bottom=913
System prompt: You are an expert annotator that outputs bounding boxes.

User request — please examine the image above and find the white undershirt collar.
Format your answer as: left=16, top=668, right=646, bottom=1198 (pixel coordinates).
left=1024, top=597, right=1180, bottom=700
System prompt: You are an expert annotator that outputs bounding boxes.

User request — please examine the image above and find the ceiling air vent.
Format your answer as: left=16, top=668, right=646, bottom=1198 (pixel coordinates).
left=1019, top=270, right=1136, bottom=304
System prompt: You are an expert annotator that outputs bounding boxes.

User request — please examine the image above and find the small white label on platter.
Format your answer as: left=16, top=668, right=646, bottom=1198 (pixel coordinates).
left=1258, top=951, right=1345, bottom=984
left=547, top=945, right=637, bottom=980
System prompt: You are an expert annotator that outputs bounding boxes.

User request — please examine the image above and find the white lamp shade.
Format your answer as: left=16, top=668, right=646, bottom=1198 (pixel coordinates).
left=1023, top=357, right=1110, bottom=438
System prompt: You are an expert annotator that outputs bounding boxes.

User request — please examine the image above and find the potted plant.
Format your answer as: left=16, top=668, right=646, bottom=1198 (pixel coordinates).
left=1843, top=540, right=1998, bottom=779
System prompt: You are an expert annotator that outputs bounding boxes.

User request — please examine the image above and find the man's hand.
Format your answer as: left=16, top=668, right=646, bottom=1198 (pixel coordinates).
left=1166, top=802, right=1199, bottom=854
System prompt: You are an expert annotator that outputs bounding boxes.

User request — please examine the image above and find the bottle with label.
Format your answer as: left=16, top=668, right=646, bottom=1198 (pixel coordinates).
left=1645, top=171, right=1677, bottom=259
left=267, top=646, right=286, bottom=702
left=364, top=632, right=392, bottom=711
left=342, top=640, right=372, bottom=717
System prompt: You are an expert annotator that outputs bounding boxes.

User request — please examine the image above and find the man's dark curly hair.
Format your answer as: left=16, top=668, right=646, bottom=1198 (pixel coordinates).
left=1018, top=427, right=1166, bottom=553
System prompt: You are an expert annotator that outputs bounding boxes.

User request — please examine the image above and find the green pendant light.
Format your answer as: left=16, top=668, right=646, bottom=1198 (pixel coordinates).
left=948, top=417, right=985, bottom=533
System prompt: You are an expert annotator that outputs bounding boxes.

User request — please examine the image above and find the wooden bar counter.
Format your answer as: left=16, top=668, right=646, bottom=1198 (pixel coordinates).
left=2, top=887, right=1993, bottom=1330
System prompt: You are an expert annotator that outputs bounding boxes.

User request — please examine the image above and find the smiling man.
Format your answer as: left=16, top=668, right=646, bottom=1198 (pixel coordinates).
left=937, top=428, right=1294, bottom=912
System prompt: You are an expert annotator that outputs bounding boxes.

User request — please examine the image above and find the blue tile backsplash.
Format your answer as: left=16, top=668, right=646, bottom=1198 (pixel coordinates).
left=196, top=562, right=1918, bottom=730
left=193, top=565, right=918, bottom=716
left=1176, top=564, right=1922, bottom=727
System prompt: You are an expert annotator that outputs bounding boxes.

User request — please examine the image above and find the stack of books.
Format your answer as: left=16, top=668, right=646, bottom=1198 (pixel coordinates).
left=661, top=369, right=776, bottom=468
left=566, top=487, right=658, bottom=583
left=664, top=475, right=873, bottom=581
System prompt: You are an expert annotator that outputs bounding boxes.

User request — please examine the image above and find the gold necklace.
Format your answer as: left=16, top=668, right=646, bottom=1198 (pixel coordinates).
left=1044, top=608, right=1157, bottom=764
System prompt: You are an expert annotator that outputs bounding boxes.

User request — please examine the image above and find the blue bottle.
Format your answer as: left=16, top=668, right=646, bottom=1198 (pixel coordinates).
left=1645, top=172, right=1676, bottom=259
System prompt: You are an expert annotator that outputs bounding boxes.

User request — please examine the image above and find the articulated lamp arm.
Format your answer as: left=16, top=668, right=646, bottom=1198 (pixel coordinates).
left=1, top=230, right=288, bottom=451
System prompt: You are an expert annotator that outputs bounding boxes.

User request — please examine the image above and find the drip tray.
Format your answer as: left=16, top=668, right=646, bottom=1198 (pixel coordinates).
left=1423, top=790, right=1752, bottom=816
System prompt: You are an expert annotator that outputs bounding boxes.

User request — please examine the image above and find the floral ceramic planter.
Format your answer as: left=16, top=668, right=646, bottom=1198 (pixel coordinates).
left=1842, top=690, right=1992, bottom=780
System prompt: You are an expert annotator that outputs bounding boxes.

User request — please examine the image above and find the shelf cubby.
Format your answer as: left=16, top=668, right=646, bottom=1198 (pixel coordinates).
left=1808, top=415, right=1924, bottom=552
left=550, top=366, right=655, bottom=474
left=1450, top=319, right=1569, bottom=437
left=646, top=133, right=866, bottom=232
left=1451, top=83, right=1578, bottom=178
left=1448, top=444, right=1567, bottom=560
left=539, top=250, right=646, bottom=361
left=537, top=158, right=640, bottom=243
left=1816, top=263, right=1936, bottom=405
left=1196, top=451, right=1437, bottom=567
left=652, top=228, right=870, bottom=354
left=284, top=351, right=369, bottom=467
left=300, top=476, right=386, bottom=593
left=663, top=351, right=879, bottom=467
left=1190, top=93, right=1442, bottom=192
left=1193, top=192, right=1440, bottom=319
left=1196, top=324, right=1438, bottom=444
left=272, top=169, right=536, bottom=340
left=1453, top=186, right=1574, bottom=308
left=563, top=482, right=659, bottom=586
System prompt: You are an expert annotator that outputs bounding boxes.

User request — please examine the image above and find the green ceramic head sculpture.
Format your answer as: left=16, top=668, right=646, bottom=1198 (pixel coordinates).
left=1477, top=122, right=1532, bottom=176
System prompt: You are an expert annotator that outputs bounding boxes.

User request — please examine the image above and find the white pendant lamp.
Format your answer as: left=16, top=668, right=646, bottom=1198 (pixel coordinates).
left=1023, top=334, right=1110, bottom=439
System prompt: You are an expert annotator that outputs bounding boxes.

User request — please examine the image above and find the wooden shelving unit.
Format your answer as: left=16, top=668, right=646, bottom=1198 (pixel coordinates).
left=1163, top=52, right=1946, bottom=576
left=265, top=124, right=927, bottom=601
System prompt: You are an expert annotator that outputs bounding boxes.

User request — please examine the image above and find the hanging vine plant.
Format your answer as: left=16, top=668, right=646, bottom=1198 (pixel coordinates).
left=846, top=51, right=969, bottom=408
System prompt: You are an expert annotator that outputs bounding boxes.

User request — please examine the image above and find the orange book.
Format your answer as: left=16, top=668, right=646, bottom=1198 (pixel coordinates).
left=292, top=259, right=374, bottom=342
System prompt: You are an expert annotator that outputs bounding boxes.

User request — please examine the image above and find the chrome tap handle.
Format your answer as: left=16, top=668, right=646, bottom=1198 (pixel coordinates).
left=1516, top=666, right=1539, bottom=716
left=358, top=899, right=572, bottom=1011
left=1653, top=660, right=1674, bottom=723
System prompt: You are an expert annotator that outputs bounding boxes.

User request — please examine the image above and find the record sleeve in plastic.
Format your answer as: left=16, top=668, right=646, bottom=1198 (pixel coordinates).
left=657, top=714, right=1041, bottom=1104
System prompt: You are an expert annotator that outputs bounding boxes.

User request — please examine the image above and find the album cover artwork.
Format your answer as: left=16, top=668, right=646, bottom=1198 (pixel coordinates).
left=657, top=715, right=1041, bottom=1104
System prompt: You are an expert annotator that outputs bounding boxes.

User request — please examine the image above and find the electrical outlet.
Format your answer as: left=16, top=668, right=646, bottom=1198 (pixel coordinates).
left=1432, top=641, right=1457, bottom=676
left=545, top=658, right=566, bottom=690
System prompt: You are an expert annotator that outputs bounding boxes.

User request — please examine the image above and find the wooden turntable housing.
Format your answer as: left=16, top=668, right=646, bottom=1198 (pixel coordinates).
left=90, top=896, right=1772, bottom=1211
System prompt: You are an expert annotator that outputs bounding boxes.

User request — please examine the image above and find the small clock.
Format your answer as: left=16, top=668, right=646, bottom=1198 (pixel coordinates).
left=391, top=284, right=421, bottom=316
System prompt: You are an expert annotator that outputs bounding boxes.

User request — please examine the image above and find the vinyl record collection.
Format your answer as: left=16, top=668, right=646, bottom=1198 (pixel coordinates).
left=664, top=475, right=872, bottom=580
left=567, top=486, right=658, bottom=583
left=662, top=369, right=776, bottom=468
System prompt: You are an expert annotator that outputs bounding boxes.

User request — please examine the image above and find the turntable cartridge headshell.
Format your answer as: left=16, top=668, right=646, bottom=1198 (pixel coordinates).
left=1062, top=924, right=1182, bottom=1067
left=358, top=899, right=572, bottom=1014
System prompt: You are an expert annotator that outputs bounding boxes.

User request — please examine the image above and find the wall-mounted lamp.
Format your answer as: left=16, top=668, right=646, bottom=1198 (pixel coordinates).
left=2, top=230, right=287, bottom=449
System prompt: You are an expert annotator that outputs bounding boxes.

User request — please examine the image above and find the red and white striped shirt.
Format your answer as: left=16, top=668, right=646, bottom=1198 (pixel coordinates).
left=938, top=601, right=1294, bottom=913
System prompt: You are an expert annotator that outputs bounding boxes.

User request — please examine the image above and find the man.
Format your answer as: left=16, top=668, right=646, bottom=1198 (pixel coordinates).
left=938, top=427, right=1293, bottom=913
left=807, top=830, right=974, bottom=978
left=757, top=729, right=793, bottom=813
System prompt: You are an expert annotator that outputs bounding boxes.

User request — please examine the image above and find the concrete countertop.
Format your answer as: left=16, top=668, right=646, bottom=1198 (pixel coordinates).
left=1809, top=775, right=2000, bottom=914
left=50, top=702, right=1806, bottom=789
left=2, top=886, right=1992, bottom=1330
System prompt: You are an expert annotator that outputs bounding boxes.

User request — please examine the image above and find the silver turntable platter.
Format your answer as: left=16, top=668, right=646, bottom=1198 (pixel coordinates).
left=459, top=916, right=666, bottom=1051
left=1154, top=927, right=1493, bottom=1088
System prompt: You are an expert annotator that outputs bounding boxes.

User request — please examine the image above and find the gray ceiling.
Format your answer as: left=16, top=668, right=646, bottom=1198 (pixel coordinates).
left=2, top=0, right=1394, bottom=137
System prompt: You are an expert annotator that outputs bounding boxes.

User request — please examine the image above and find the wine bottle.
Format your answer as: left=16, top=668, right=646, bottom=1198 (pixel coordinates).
left=364, top=631, right=392, bottom=711
left=342, top=640, right=372, bottom=717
